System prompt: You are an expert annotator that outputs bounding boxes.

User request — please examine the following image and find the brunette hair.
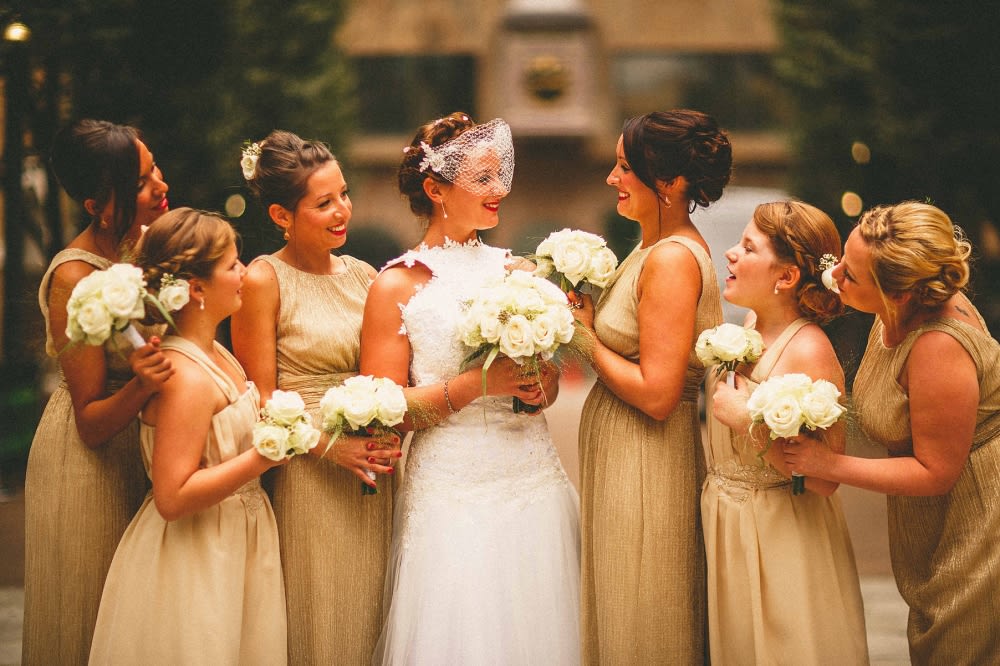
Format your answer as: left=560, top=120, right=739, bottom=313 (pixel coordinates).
left=49, top=119, right=141, bottom=242
left=856, top=201, right=971, bottom=312
left=397, top=111, right=477, bottom=219
left=621, top=109, right=732, bottom=210
left=753, top=201, right=845, bottom=323
left=136, top=207, right=237, bottom=323
left=245, top=129, right=336, bottom=211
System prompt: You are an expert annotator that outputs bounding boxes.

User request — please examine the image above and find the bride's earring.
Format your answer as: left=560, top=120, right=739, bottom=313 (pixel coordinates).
left=441, top=201, right=448, bottom=219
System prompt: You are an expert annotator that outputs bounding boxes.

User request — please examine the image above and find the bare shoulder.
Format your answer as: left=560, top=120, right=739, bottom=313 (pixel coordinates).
left=776, top=322, right=844, bottom=386
left=243, top=257, right=278, bottom=291
left=50, top=259, right=100, bottom=293
left=910, top=328, right=974, bottom=364
left=369, top=261, right=432, bottom=302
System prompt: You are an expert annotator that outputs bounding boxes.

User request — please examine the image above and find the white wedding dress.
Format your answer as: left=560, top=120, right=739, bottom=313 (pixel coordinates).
left=373, top=240, right=581, bottom=665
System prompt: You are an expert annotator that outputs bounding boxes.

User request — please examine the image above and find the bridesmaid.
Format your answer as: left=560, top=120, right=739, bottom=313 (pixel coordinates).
left=784, top=201, right=1000, bottom=664
left=89, top=208, right=287, bottom=664
left=574, top=109, right=731, bottom=664
left=230, top=130, right=398, bottom=665
left=23, top=119, right=172, bottom=664
left=704, top=201, right=868, bottom=664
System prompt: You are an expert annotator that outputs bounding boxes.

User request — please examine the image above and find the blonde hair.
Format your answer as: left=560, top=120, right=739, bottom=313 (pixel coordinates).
left=752, top=201, right=844, bottom=324
left=857, top=202, right=971, bottom=316
left=135, top=207, right=237, bottom=323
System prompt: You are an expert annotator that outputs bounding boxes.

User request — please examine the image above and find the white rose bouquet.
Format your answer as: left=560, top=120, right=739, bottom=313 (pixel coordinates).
left=318, top=375, right=408, bottom=495
left=459, top=269, right=577, bottom=413
left=745, top=373, right=846, bottom=495
left=696, top=323, right=764, bottom=385
left=531, top=228, right=619, bottom=293
left=65, top=263, right=188, bottom=350
left=252, top=390, right=321, bottom=462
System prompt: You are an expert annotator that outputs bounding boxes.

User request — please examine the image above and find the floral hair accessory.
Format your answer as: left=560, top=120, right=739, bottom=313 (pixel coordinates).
left=819, top=254, right=840, bottom=294
left=157, top=273, right=191, bottom=312
left=240, top=141, right=262, bottom=181
left=416, top=118, right=515, bottom=196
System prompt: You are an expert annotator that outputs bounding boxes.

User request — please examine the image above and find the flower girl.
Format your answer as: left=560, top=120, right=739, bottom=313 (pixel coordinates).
left=88, top=208, right=287, bottom=665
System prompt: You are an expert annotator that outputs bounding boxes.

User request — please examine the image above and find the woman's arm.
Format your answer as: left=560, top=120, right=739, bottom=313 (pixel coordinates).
left=149, top=354, right=280, bottom=521
left=584, top=242, right=702, bottom=420
left=784, top=330, right=978, bottom=496
left=50, top=261, right=173, bottom=448
left=230, top=259, right=279, bottom=404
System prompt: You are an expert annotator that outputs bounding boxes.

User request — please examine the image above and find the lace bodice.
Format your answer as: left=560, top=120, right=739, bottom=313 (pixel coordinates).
left=385, top=240, right=573, bottom=542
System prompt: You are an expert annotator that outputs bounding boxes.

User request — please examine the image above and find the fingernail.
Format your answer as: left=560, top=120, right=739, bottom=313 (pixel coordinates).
left=366, top=442, right=375, bottom=451
left=367, top=456, right=376, bottom=464
left=387, top=467, right=395, bottom=474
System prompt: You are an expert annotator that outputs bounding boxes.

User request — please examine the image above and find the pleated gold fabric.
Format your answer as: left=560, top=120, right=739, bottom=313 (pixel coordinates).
left=853, top=311, right=1000, bottom=665
left=22, top=249, right=158, bottom=665
left=255, top=254, right=393, bottom=665
left=579, top=236, right=722, bottom=664
left=702, top=318, right=869, bottom=665
left=89, top=338, right=286, bottom=665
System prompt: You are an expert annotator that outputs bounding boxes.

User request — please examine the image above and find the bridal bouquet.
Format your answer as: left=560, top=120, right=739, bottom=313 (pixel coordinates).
left=459, top=269, right=577, bottom=413
left=253, top=390, right=321, bottom=462
left=531, top=228, right=618, bottom=293
left=319, top=375, right=408, bottom=495
left=746, top=373, right=846, bottom=495
left=696, top=323, right=764, bottom=385
left=65, top=263, right=187, bottom=349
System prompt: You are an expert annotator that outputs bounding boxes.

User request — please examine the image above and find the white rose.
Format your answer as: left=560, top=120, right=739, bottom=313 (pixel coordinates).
left=287, top=420, right=320, bottom=455
left=695, top=328, right=717, bottom=367
left=340, top=378, right=379, bottom=431
left=318, top=386, right=348, bottom=433
left=157, top=282, right=190, bottom=312
left=531, top=312, right=558, bottom=352
left=70, top=299, right=114, bottom=345
left=553, top=306, right=576, bottom=345
left=756, top=390, right=805, bottom=439
left=499, top=314, right=535, bottom=359
left=821, top=267, right=840, bottom=294
left=707, top=323, right=755, bottom=362
left=374, top=379, right=407, bottom=426
left=533, top=256, right=555, bottom=279
left=101, top=264, right=146, bottom=320
left=746, top=328, right=765, bottom=359
left=550, top=241, right=591, bottom=287
left=265, top=390, right=307, bottom=427
left=800, top=379, right=845, bottom=430
left=253, top=422, right=290, bottom=461
left=587, top=247, right=618, bottom=288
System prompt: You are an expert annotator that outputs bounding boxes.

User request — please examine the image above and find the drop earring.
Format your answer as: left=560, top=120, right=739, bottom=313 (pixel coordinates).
left=441, top=201, right=448, bottom=219
left=662, top=195, right=672, bottom=208
left=773, top=283, right=780, bottom=295
left=199, top=298, right=205, bottom=311
left=283, top=230, right=290, bottom=241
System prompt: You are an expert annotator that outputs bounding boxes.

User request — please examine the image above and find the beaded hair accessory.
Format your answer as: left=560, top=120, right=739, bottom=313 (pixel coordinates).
left=819, top=254, right=840, bottom=293
left=417, top=118, right=515, bottom=196
left=241, top=141, right=262, bottom=181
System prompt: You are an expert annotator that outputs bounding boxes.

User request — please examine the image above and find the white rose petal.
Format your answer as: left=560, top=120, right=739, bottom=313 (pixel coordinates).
left=499, top=314, right=535, bottom=359
left=265, top=390, right=307, bottom=427
left=821, top=267, right=840, bottom=294
left=157, top=283, right=190, bottom=312
left=253, top=422, right=290, bottom=461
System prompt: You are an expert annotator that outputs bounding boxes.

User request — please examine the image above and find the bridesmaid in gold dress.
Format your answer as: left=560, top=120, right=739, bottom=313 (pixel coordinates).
left=23, top=119, right=173, bottom=665
left=230, top=130, right=398, bottom=665
left=90, top=208, right=287, bottom=664
left=784, top=201, right=1000, bottom=664
left=574, top=110, right=731, bottom=664
left=704, top=202, right=868, bottom=664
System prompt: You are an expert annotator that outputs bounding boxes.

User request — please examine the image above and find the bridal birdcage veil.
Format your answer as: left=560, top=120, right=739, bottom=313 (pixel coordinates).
left=417, top=118, right=515, bottom=196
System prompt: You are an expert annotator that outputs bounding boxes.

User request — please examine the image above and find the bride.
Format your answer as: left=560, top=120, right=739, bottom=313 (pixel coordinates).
left=360, top=112, right=581, bottom=664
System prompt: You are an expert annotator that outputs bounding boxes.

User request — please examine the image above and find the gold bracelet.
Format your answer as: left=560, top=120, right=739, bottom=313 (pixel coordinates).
left=443, top=380, right=458, bottom=413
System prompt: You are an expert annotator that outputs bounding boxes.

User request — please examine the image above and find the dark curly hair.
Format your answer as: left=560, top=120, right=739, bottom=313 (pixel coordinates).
left=49, top=119, right=141, bottom=243
left=397, top=111, right=477, bottom=219
left=244, top=129, right=337, bottom=212
left=753, top=201, right=845, bottom=324
left=621, top=109, right=732, bottom=211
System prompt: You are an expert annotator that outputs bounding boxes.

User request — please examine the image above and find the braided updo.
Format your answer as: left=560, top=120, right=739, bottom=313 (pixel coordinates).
left=398, top=112, right=476, bottom=219
left=621, top=109, right=732, bottom=210
left=857, top=201, right=971, bottom=310
left=753, top=201, right=845, bottom=324
left=244, top=129, right=336, bottom=212
left=135, top=207, right=237, bottom=324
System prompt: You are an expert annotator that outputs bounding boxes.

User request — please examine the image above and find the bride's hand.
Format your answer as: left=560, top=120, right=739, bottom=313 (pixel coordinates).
left=317, top=430, right=403, bottom=487
left=514, top=360, right=560, bottom=413
left=482, top=356, right=544, bottom=403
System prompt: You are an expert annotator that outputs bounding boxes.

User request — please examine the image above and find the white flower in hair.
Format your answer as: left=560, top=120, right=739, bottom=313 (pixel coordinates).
left=156, top=273, right=190, bottom=312
left=418, top=141, right=446, bottom=174
left=819, top=254, right=840, bottom=294
left=241, top=141, right=262, bottom=180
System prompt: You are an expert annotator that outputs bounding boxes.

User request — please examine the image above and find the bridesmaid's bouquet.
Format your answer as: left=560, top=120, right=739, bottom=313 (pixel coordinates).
left=65, top=263, right=187, bottom=349
left=696, top=323, right=764, bottom=385
left=746, top=373, right=846, bottom=495
left=458, top=269, right=577, bottom=413
left=318, top=375, right=408, bottom=495
left=531, top=228, right=619, bottom=293
left=252, top=390, right=321, bottom=461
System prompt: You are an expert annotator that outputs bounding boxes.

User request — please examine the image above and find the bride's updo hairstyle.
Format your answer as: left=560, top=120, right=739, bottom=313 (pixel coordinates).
left=136, top=207, right=237, bottom=324
left=857, top=201, right=971, bottom=312
left=398, top=111, right=476, bottom=219
left=621, top=109, right=732, bottom=211
left=753, top=201, right=845, bottom=324
left=244, top=129, right=336, bottom=212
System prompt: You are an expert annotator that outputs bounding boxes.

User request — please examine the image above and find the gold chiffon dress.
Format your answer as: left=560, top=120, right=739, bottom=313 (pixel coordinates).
left=22, top=249, right=158, bottom=665
left=254, top=254, right=393, bottom=665
left=853, top=311, right=1000, bottom=664
left=579, top=236, right=722, bottom=664
left=702, top=318, right=869, bottom=664
left=88, top=337, right=286, bottom=665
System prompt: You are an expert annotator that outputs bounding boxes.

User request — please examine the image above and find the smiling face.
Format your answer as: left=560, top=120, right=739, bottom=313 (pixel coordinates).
left=96, top=139, right=170, bottom=237
left=606, top=135, right=659, bottom=223
left=831, top=227, right=883, bottom=315
left=723, top=220, right=788, bottom=309
left=202, top=241, right=246, bottom=317
left=286, top=160, right=352, bottom=251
